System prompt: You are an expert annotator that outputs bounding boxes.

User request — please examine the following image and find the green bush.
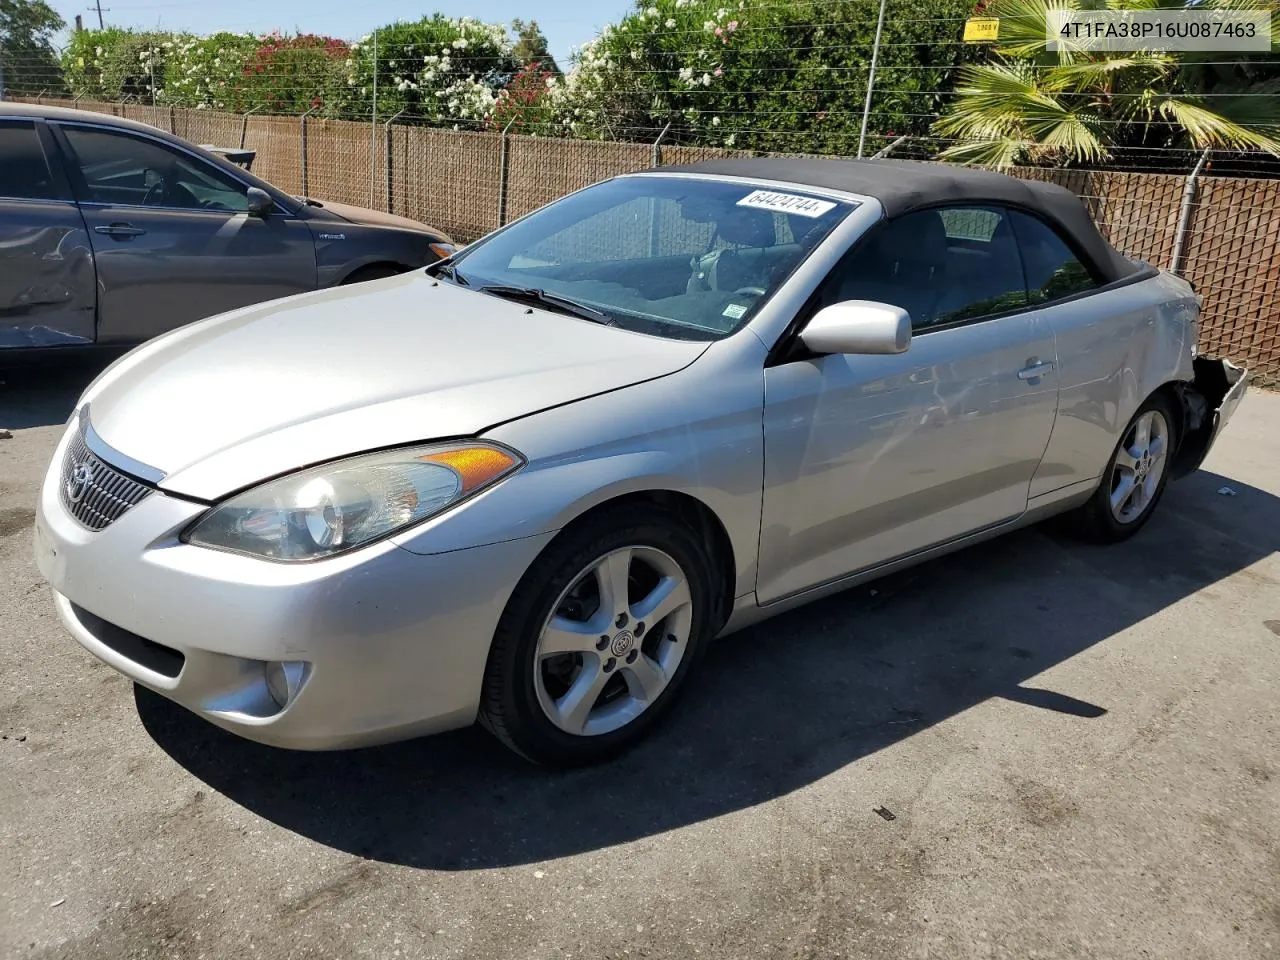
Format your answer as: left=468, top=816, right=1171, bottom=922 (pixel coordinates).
left=549, top=0, right=978, bottom=154
left=333, top=15, right=520, bottom=124
left=63, top=28, right=178, bottom=101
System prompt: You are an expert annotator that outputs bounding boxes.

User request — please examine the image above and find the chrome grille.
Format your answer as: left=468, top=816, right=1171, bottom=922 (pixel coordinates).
left=59, top=425, right=153, bottom=531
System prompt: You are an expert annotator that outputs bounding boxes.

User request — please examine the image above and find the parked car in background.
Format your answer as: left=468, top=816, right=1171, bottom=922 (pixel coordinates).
left=34, top=158, right=1246, bottom=766
left=0, top=103, right=455, bottom=354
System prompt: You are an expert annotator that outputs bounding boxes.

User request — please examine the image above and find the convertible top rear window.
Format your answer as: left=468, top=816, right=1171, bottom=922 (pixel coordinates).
left=444, top=176, right=854, bottom=340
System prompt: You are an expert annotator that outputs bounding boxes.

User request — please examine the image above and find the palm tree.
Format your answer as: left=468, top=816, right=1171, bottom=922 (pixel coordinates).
left=933, top=0, right=1280, bottom=166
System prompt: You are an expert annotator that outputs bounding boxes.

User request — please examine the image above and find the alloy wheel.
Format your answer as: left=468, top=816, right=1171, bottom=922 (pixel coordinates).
left=1109, top=409, right=1170, bottom=524
left=533, top=546, right=694, bottom=737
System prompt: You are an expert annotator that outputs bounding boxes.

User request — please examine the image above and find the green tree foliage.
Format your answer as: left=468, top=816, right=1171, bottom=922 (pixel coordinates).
left=547, top=0, right=978, bottom=153
left=1, top=0, right=66, bottom=96
left=512, top=18, right=561, bottom=75
left=934, top=0, right=1280, bottom=166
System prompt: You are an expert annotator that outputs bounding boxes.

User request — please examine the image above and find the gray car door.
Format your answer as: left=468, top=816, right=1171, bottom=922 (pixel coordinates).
left=756, top=205, right=1060, bottom=603
left=0, top=118, right=97, bottom=349
left=53, top=122, right=316, bottom=345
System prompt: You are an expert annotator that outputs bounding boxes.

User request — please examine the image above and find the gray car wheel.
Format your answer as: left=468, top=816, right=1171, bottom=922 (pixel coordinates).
left=1069, top=392, right=1177, bottom=543
left=479, top=504, right=717, bottom=766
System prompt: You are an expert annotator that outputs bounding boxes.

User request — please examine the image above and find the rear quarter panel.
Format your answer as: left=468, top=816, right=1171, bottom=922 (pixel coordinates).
left=1030, top=269, right=1197, bottom=498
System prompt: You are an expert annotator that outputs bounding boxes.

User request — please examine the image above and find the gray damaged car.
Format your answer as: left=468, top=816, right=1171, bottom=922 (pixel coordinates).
left=1, top=102, right=455, bottom=354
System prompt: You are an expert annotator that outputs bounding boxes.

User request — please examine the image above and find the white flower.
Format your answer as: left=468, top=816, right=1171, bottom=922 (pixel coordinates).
left=679, top=66, right=694, bottom=82
left=700, top=72, right=712, bottom=86
left=453, top=38, right=468, bottom=49
left=644, top=6, right=658, bottom=16
left=716, top=7, right=728, bottom=18
left=711, top=116, right=721, bottom=125
left=665, top=18, right=676, bottom=28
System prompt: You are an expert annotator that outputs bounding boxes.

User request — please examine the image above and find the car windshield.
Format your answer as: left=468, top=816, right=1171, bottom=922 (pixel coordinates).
left=440, top=176, right=855, bottom=340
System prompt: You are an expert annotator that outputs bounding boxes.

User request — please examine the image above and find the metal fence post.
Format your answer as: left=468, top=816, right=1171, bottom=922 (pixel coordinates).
left=651, top=121, right=672, bottom=167
left=1170, top=148, right=1212, bottom=277
left=871, top=134, right=908, bottom=159
left=239, top=106, right=261, bottom=150
left=384, top=108, right=405, bottom=213
left=300, top=106, right=318, bottom=197
left=497, top=118, right=516, bottom=227
left=168, top=104, right=176, bottom=134
left=857, top=0, right=889, bottom=159
left=368, top=29, right=379, bottom=209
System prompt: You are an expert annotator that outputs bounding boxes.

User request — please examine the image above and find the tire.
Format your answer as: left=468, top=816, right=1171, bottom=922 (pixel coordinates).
left=1068, top=392, right=1178, bottom=543
left=479, top=504, right=719, bottom=767
left=340, top=263, right=404, bottom=285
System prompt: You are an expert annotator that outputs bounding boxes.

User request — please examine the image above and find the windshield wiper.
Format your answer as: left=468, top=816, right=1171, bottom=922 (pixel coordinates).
left=430, top=261, right=470, bottom=286
left=477, top=285, right=614, bottom=325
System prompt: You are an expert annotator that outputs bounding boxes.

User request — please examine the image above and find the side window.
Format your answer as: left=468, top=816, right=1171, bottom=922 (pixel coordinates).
left=1010, top=210, right=1100, bottom=304
left=0, top=121, right=57, bottom=201
left=60, top=126, right=250, bottom=213
left=821, top=205, right=1027, bottom=330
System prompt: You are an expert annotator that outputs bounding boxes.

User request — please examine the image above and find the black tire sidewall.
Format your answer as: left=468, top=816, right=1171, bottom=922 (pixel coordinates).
left=481, top=508, right=718, bottom=766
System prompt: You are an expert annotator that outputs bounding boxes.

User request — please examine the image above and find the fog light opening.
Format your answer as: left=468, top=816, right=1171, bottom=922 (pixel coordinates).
left=264, top=661, right=306, bottom=710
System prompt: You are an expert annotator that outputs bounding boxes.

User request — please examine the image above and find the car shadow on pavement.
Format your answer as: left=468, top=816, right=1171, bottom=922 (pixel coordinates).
left=0, top=353, right=121, bottom=430
left=135, top=466, right=1280, bottom=871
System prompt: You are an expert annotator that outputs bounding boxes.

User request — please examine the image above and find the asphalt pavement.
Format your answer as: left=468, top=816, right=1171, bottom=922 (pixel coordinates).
left=2, top=360, right=1278, bottom=960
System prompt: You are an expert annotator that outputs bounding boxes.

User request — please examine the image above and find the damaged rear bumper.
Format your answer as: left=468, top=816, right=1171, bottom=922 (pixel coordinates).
left=1171, top=356, right=1248, bottom=479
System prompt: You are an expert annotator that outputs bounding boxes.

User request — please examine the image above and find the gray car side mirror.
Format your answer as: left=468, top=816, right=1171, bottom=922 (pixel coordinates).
left=246, top=187, right=273, bottom=219
left=799, top=300, right=912, bottom=356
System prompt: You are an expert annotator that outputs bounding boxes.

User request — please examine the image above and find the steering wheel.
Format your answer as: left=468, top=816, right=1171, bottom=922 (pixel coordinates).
left=730, top=286, right=767, bottom=299
left=141, top=179, right=165, bottom=206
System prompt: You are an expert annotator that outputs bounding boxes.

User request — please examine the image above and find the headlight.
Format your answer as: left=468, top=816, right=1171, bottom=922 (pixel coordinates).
left=184, top=442, right=522, bottom=561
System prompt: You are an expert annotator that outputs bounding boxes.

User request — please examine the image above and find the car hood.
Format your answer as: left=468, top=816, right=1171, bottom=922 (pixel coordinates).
left=312, top=199, right=450, bottom=239
left=81, top=274, right=708, bottom=501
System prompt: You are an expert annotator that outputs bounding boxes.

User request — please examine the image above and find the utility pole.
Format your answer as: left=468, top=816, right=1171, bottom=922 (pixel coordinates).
left=90, top=0, right=107, bottom=30
left=75, top=14, right=84, bottom=32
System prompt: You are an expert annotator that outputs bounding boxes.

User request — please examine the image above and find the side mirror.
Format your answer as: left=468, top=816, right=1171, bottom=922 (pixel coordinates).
left=246, top=187, right=273, bottom=219
left=798, top=300, right=912, bottom=356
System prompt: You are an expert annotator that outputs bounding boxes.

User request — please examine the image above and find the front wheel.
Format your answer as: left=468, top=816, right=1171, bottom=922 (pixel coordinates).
left=1069, top=393, right=1177, bottom=543
left=479, top=506, right=719, bottom=766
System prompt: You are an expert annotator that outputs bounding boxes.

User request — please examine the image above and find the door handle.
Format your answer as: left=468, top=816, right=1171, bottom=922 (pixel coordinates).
left=1017, top=359, right=1055, bottom=381
left=94, top=223, right=146, bottom=238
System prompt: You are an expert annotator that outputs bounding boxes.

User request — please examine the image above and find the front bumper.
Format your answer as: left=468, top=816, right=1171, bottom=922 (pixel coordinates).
left=33, top=421, right=554, bottom=750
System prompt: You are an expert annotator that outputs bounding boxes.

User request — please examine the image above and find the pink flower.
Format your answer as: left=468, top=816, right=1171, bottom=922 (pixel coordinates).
left=714, top=66, right=722, bottom=76
left=727, top=20, right=738, bottom=31
left=715, top=26, right=723, bottom=36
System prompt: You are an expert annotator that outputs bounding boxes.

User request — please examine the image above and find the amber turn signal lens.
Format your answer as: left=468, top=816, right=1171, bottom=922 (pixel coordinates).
left=418, top=447, right=519, bottom=493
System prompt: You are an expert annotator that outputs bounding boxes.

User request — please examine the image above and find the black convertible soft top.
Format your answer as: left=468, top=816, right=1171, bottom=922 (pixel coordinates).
left=657, top=157, right=1138, bottom=284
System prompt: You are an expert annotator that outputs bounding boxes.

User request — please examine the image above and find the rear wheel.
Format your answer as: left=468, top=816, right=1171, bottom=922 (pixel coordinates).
left=479, top=506, right=718, bottom=766
left=1069, top=393, right=1177, bottom=543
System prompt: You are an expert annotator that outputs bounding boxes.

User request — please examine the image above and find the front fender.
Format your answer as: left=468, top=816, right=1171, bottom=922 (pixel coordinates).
left=309, top=222, right=441, bottom=288
left=390, top=338, right=768, bottom=602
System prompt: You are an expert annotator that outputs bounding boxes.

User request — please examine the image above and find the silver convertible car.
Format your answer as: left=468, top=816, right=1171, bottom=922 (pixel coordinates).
left=33, top=158, right=1247, bottom=766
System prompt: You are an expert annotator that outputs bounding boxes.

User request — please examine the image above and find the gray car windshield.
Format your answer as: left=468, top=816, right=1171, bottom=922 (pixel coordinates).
left=441, top=176, right=854, bottom=340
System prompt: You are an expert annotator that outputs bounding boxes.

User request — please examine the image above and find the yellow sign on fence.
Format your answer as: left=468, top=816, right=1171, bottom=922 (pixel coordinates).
left=963, top=17, right=1001, bottom=42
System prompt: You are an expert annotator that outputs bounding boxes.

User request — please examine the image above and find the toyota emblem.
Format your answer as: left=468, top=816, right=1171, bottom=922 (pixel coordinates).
left=66, top=462, right=94, bottom=504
